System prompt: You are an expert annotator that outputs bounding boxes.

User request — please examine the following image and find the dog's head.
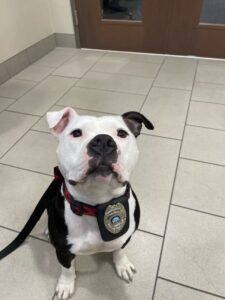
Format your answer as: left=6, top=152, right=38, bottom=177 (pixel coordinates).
left=47, top=107, right=153, bottom=186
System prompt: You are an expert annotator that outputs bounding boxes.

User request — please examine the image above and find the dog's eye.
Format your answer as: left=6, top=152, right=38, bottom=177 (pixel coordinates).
left=117, top=129, right=128, bottom=138
left=71, top=129, right=82, bottom=138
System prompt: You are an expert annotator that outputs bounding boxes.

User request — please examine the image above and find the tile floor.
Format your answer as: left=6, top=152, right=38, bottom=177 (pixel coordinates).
left=0, top=47, right=225, bottom=300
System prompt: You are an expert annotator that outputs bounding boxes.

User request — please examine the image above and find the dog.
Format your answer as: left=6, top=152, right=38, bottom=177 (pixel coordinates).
left=0, top=107, right=153, bottom=300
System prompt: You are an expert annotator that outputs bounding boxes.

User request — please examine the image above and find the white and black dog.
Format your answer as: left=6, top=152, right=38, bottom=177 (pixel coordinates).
left=0, top=107, right=153, bottom=300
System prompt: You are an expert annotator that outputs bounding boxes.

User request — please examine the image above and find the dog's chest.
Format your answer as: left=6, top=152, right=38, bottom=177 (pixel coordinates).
left=64, top=196, right=136, bottom=255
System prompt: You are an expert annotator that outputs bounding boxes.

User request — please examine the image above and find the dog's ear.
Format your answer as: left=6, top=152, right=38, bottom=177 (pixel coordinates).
left=46, top=107, right=78, bottom=136
left=122, top=111, right=154, bottom=137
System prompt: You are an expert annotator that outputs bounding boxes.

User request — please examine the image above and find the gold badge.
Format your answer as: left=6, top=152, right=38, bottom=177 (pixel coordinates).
left=104, top=203, right=127, bottom=234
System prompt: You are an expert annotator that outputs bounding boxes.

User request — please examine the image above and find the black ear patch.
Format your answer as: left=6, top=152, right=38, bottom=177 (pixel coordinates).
left=122, top=111, right=154, bottom=137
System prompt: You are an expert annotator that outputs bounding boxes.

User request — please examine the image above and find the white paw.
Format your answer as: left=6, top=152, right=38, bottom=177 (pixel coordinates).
left=56, top=280, right=75, bottom=300
left=114, top=256, right=136, bottom=283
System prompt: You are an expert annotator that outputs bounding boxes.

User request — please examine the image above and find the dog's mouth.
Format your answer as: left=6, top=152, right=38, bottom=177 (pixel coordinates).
left=68, top=158, right=125, bottom=185
left=87, top=160, right=114, bottom=177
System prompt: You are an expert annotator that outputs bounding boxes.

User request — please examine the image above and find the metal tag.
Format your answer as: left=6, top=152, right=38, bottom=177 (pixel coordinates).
left=103, top=202, right=127, bottom=234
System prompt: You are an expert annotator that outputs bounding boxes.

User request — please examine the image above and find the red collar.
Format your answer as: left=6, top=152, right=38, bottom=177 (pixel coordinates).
left=54, top=167, right=97, bottom=217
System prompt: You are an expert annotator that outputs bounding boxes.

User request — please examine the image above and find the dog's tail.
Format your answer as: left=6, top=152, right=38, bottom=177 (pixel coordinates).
left=0, top=179, right=60, bottom=260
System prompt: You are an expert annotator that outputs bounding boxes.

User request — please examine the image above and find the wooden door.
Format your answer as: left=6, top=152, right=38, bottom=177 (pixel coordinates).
left=75, top=0, right=225, bottom=58
left=75, top=0, right=173, bottom=53
left=168, top=0, right=225, bottom=58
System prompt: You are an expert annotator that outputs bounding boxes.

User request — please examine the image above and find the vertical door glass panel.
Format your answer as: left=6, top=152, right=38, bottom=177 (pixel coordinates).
left=200, top=0, right=225, bottom=24
left=102, top=0, right=142, bottom=20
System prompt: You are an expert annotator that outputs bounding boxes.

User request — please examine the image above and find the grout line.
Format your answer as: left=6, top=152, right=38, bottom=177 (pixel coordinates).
left=0, top=115, right=42, bottom=160
left=73, top=52, right=108, bottom=87
left=0, top=98, right=17, bottom=112
left=139, top=56, right=166, bottom=112
left=31, top=128, right=51, bottom=134
left=0, top=225, right=50, bottom=244
left=158, top=277, right=225, bottom=299
left=12, top=78, right=37, bottom=83
left=141, top=132, right=181, bottom=141
left=196, top=80, right=225, bottom=87
left=55, top=103, right=116, bottom=115
left=151, top=60, right=199, bottom=300
left=145, top=85, right=192, bottom=92
left=192, top=99, right=225, bottom=106
left=64, top=84, right=151, bottom=96
left=153, top=84, right=191, bottom=92
left=5, top=109, right=41, bottom=117
left=51, top=292, right=56, bottom=300
left=0, top=162, right=53, bottom=177
left=186, top=124, right=225, bottom=133
left=87, top=69, right=160, bottom=79
left=51, top=54, right=107, bottom=108
left=171, top=203, right=225, bottom=220
left=137, top=228, right=163, bottom=238
left=180, top=157, right=225, bottom=168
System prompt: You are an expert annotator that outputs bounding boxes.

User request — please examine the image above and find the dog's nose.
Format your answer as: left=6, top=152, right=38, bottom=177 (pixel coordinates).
left=88, top=134, right=117, bottom=156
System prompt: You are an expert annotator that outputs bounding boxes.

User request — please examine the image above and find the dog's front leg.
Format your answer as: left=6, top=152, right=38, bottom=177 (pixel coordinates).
left=55, top=251, right=76, bottom=300
left=113, top=249, right=136, bottom=283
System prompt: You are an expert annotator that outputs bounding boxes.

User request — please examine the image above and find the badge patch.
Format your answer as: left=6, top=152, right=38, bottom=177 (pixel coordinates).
left=104, top=203, right=127, bottom=234
left=96, top=185, right=130, bottom=241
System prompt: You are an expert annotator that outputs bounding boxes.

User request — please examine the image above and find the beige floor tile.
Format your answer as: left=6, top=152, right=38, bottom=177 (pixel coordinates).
left=192, top=82, right=225, bottom=105
left=141, top=87, right=190, bottom=139
left=0, top=164, right=52, bottom=238
left=187, top=101, right=225, bottom=130
left=92, top=57, right=161, bottom=78
left=166, top=56, right=198, bottom=64
left=57, top=86, right=145, bottom=114
left=0, top=111, right=39, bottom=157
left=105, top=51, right=164, bottom=64
left=0, top=228, right=58, bottom=300
left=173, top=159, right=225, bottom=217
left=0, top=97, right=15, bottom=112
left=198, top=58, right=225, bottom=67
left=159, top=206, right=225, bottom=297
left=8, top=76, right=77, bottom=116
left=14, top=65, right=54, bottom=82
left=33, top=105, right=106, bottom=133
left=77, top=71, right=153, bottom=95
left=181, top=126, right=225, bottom=166
left=53, top=231, right=162, bottom=300
left=1, top=131, right=57, bottom=175
left=155, top=279, right=219, bottom=300
left=154, top=58, right=197, bottom=90
left=53, top=51, right=105, bottom=78
left=196, top=63, right=225, bottom=85
left=54, top=47, right=82, bottom=55
left=131, top=135, right=180, bottom=235
left=34, top=47, right=79, bottom=68
left=0, top=78, right=36, bottom=99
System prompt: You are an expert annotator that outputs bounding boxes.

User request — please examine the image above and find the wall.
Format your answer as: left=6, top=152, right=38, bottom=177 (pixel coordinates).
left=50, top=0, right=74, bottom=34
left=0, top=0, right=75, bottom=63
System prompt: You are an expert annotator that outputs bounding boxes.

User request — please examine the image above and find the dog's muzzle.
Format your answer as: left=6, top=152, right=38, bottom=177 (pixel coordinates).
left=87, top=134, right=118, bottom=177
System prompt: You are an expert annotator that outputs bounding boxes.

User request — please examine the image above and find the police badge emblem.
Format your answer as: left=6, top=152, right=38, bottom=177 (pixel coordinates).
left=96, top=185, right=130, bottom=241
left=104, top=202, right=127, bottom=234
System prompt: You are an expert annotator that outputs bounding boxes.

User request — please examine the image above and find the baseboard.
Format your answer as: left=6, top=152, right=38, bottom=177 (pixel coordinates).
left=55, top=33, right=76, bottom=48
left=0, top=32, right=77, bottom=85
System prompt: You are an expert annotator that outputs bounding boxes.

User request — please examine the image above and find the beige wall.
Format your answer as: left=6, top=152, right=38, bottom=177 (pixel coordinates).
left=0, top=0, right=75, bottom=63
left=50, top=0, right=74, bottom=34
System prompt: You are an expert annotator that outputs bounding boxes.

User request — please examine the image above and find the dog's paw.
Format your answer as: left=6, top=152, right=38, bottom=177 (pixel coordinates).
left=114, top=255, right=136, bottom=283
left=56, top=280, right=75, bottom=300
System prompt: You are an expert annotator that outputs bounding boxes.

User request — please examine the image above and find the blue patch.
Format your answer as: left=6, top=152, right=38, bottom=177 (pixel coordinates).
left=111, top=215, right=121, bottom=224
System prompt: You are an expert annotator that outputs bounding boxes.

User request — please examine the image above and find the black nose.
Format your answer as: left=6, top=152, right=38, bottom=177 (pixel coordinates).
left=88, top=134, right=117, bottom=156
